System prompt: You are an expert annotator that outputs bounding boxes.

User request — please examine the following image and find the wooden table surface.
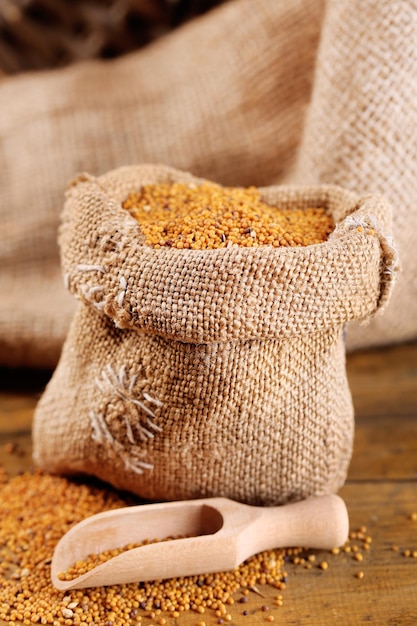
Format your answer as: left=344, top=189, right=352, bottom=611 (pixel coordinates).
left=1, top=340, right=417, bottom=625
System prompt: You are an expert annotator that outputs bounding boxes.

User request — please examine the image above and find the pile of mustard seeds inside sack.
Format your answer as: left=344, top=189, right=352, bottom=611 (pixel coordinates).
left=0, top=469, right=371, bottom=625
left=122, top=182, right=335, bottom=250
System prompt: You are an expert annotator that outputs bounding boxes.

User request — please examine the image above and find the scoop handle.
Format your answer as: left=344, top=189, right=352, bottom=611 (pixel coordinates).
left=242, top=494, right=349, bottom=558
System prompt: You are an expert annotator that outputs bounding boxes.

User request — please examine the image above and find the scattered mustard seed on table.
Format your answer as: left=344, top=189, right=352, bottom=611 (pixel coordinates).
left=0, top=470, right=289, bottom=625
left=123, top=182, right=334, bottom=250
left=0, top=469, right=373, bottom=625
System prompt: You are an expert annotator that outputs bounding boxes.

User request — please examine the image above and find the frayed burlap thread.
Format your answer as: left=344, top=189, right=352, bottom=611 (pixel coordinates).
left=32, top=164, right=398, bottom=505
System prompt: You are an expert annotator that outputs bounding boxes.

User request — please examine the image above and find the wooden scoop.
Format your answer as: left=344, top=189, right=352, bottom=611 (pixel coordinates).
left=51, top=494, right=348, bottom=590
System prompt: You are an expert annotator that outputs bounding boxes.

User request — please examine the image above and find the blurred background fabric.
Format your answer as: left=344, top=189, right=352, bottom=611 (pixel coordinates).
left=0, top=0, right=225, bottom=74
left=0, top=0, right=415, bottom=367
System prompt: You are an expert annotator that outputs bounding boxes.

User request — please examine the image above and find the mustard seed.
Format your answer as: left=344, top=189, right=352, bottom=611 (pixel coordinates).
left=0, top=470, right=290, bottom=624
left=123, top=182, right=334, bottom=250
left=0, top=468, right=374, bottom=624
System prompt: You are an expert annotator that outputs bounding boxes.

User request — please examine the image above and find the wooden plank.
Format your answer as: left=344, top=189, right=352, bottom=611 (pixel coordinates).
left=346, top=341, right=417, bottom=419
left=272, top=481, right=417, bottom=626
left=0, top=396, right=40, bottom=434
left=346, top=341, right=417, bottom=481
left=348, top=413, right=417, bottom=480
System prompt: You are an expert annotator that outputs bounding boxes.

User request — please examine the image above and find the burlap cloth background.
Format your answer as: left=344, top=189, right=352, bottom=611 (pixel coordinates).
left=32, top=164, right=396, bottom=504
left=0, top=0, right=415, bottom=367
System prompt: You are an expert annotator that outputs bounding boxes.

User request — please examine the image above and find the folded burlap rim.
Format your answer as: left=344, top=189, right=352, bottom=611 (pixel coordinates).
left=60, top=164, right=398, bottom=344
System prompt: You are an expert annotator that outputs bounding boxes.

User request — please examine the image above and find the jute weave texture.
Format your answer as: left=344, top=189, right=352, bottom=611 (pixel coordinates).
left=33, top=164, right=397, bottom=504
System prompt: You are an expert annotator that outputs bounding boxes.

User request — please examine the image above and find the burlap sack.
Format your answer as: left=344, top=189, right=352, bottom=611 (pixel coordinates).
left=32, top=164, right=398, bottom=506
